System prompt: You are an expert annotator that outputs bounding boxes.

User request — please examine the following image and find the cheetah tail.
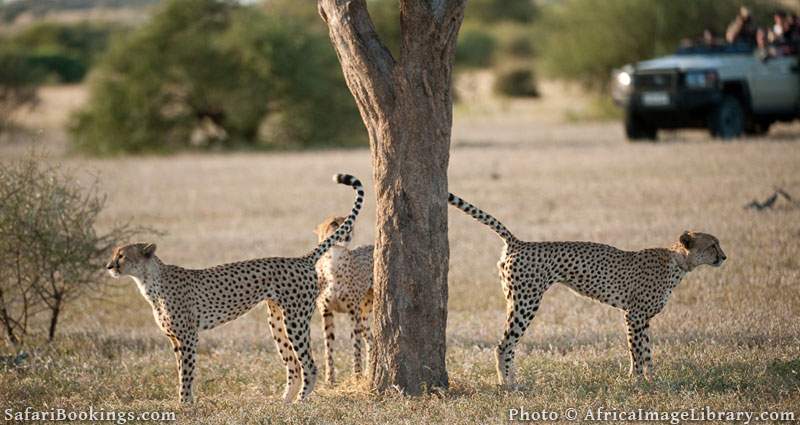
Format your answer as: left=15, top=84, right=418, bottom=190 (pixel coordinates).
left=448, top=192, right=517, bottom=243
left=307, top=174, right=365, bottom=263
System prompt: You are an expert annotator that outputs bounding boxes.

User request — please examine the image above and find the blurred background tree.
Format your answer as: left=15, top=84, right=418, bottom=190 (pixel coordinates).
left=7, top=22, right=119, bottom=83
left=0, top=47, right=41, bottom=132
left=70, top=0, right=363, bottom=154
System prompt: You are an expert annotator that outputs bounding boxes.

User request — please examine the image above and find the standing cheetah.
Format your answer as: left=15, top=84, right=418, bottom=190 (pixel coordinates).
left=105, top=174, right=365, bottom=404
left=447, top=193, right=726, bottom=387
left=313, top=216, right=374, bottom=384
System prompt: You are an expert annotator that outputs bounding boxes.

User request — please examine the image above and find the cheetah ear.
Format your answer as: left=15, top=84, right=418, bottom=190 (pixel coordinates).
left=141, top=243, right=157, bottom=258
left=679, top=231, right=695, bottom=249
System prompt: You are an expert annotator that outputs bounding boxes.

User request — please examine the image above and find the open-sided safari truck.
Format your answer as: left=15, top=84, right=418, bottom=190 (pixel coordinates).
left=613, top=43, right=799, bottom=140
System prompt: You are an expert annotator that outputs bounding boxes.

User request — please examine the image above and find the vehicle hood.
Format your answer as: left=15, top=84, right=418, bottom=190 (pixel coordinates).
left=636, top=54, right=728, bottom=71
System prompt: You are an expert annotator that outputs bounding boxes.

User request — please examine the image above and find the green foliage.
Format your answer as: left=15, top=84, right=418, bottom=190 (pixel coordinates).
left=0, top=152, right=147, bottom=345
left=465, top=0, right=537, bottom=24
left=366, top=0, right=401, bottom=57
left=538, top=0, right=779, bottom=90
left=0, top=46, right=41, bottom=131
left=456, top=27, right=497, bottom=68
left=0, top=22, right=119, bottom=83
left=71, top=0, right=364, bottom=154
left=366, top=0, right=536, bottom=69
left=494, top=66, right=539, bottom=98
left=491, top=23, right=537, bottom=60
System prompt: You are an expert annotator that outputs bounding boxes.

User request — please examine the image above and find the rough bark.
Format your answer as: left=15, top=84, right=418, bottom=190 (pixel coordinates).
left=318, top=0, right=465, bottom=394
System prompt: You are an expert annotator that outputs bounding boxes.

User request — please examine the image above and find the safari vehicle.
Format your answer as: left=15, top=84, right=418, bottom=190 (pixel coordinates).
left=612, top=43, right=800, bottom=140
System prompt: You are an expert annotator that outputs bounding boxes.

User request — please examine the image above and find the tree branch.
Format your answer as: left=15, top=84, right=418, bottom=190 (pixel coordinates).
left=318, top=0, right=397, bottom=121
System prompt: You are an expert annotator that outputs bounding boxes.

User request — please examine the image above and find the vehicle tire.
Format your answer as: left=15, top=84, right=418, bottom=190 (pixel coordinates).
left=625, top=110, right=657, bottom=142
left=709, top=96, right=744, bottom=140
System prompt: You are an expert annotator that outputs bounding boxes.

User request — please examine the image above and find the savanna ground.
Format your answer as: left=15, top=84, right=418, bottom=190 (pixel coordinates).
left=1, top=83, right=800, bottom=424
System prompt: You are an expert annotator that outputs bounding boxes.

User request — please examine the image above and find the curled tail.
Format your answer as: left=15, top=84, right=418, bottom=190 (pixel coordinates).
left=448, top=193, right=517, bottom=243
left=308, top=174, right=364, bottom=263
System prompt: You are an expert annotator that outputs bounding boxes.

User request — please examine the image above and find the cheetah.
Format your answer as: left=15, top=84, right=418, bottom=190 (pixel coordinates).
left=105, top=174, right=365, bottom=404
left=313, top=216, right=374, bottom=384
left=447, top=193, right=726, bottom=387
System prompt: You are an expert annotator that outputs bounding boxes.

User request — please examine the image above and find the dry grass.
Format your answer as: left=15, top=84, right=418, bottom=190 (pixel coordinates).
left=1, top=93, right=800, bottom=423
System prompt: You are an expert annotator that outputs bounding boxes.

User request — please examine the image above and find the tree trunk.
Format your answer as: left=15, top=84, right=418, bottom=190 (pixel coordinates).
left=47, top=295, right=61, bottom=342
left=0, top=291, right=21, bottom=346
left=318, top=0, right=465, bottom=394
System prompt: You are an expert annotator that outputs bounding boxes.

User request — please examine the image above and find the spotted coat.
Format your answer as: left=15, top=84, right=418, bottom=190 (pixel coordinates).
left=106, top=174, right=365, bottom=404
left=313, top=216, right=374, bottom=384
left=448, top=193, right=726, bottom=387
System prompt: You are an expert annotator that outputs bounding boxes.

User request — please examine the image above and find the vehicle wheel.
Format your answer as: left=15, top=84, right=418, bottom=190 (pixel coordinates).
left=709, top=96, right=744, bottom=140
left=625, top=110, right=657, bottom=142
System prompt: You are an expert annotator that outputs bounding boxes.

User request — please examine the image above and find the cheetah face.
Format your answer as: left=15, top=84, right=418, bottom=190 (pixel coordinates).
left=680, top=231, right=726, bottom=268
left=106, top=243, right=157, bottom=278
left=314, top=216, right=352, bottom=247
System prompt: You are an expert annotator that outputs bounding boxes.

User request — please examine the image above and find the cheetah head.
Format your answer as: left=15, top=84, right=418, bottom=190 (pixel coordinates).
left=314, top=216, right=352, bottom=247
left=106, top=243, right=158, bottom=279
left=679, top=231, right=726, bottom=268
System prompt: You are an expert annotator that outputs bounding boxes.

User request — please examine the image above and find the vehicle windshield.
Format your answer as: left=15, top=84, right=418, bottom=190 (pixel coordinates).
left=675, top=42, right=755, bottom=55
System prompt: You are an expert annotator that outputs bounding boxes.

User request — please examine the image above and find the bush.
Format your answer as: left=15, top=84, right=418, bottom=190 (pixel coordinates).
left=70, top=0, right=364, bottom=154
left=0, top=152, right=148, bottom=345
left=538, top=0, right=779, bottom=90
left=494, top=66, right=540, bottom=98
left=0, top=22, right=120, bottom=83
left=465, top=0, right=537, bottom=24
left=366, top=0, right=401, bottom=57
left=456, top=28, right=497, bottom=68
left=0, top=47, right=41, bottom=131
left=492, top=24, right=536, bottom=60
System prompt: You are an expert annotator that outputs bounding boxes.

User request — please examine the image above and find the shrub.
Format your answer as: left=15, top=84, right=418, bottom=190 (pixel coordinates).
left=0, top=22, right=120, bottom=83
left=0, top=47, right=41, bottom=132
left=465, top=0, right=537, bottom=24
left=70, top=0, right=364, bottom=154
left=494, top=66, right=540, bottom=98
left=0, top=152, right=148, bottom=345
left=456, top=28, right=497, bottom=68
left=492, top=24, right=536, bottom=60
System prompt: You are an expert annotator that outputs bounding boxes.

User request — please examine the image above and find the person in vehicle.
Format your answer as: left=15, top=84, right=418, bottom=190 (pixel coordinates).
left=726, top=6, right=757, bottom=45
left=772, top=10, right=788, bottom=40
left=702, top=29, right=719, bottom=46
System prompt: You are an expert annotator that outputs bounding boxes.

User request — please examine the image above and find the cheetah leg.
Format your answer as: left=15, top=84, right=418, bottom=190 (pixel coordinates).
left=495, top=287, right=543, bottom=389
left=170, top=332, right=198, bottom=404
left=359, top=294, right=374, bottom=378
left=624, top=311, right=646, bottom=380
left=284, top=311, right=317, bottom=402
left=321, top=306, right=336, bottom=385
left=267, top=301, right=301, bottom=403
left=348, top=306, right=363, bottom=377
left=642, top=323, right=654, bottom=381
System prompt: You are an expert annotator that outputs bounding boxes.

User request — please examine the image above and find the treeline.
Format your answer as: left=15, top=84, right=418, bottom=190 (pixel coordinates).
left=1, top=0, right=790, bottom=153
left=0, top=22, right=119, bottom=83
left=71, top=0, right=543, bottom=154
left=0, top=0, right=158, bottom=23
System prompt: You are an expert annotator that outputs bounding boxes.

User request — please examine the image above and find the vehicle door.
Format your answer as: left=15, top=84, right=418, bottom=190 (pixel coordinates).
left=749, top=54, right=799, bottom=113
